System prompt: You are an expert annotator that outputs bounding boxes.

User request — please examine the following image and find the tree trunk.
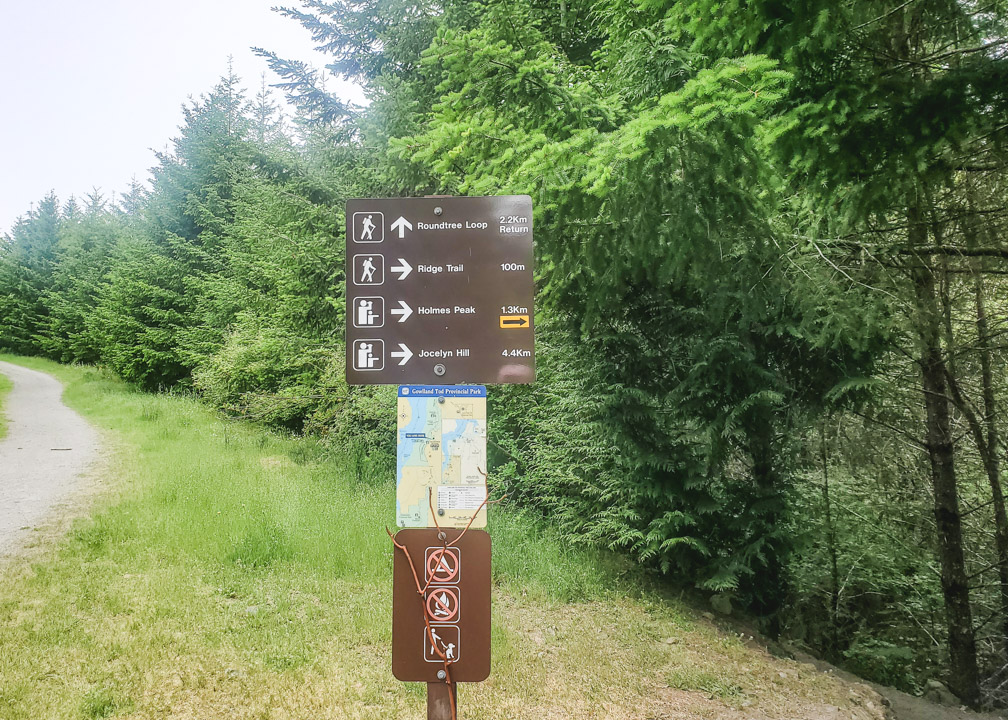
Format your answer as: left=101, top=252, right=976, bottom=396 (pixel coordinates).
left=821, top=419, right=841, bottom=656
left=749, top=410, right=787, bottom=639
left=974, top=273, right=1008, bottom=650
left=910, top=206, right=981, bottom=707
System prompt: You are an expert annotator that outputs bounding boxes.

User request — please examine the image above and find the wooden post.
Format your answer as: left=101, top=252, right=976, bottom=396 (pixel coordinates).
left=427, top=682, right=456, bottom=720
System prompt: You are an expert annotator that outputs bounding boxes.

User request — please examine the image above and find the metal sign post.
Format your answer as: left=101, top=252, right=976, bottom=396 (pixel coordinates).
left=346, top=196, right=534, bottom=720
left=427, top=682, right=456, bottom=719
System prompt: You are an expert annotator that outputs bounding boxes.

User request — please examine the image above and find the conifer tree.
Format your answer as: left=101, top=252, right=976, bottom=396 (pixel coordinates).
left=94, top=68, right=256, bottom=387
left=0, top=193, right=61, bottom=354
left=659, top=0, right=1008, bottom=704
left=270, top=0, right=885, bottom=630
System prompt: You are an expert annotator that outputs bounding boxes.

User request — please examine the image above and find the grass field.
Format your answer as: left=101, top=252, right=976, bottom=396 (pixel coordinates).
left=0, top=356, right=885, bottom=720
left=0, top=370, right=11, bottom=440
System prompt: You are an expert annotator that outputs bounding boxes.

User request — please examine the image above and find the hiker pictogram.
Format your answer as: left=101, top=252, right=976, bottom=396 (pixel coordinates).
left=353, top=254, right=384, bottom=285
left=353, top=211, right=384, bottom=243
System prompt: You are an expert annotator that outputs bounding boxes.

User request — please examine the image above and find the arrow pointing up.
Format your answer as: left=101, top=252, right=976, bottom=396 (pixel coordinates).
left=390, top=300, right=413, bottom=323
left=391, top=258, right=413, bottom=280
left=390, top=216, right=413, bottom=239
left=390, top=343, right=413, bottom=366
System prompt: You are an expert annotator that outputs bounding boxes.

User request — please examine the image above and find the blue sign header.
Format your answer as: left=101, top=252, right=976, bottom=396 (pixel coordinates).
left=398, top=385, right=487, bottom=398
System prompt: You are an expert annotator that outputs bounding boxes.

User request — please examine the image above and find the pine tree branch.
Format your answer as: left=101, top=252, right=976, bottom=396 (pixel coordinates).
left=852, top=0, right=919, bottom=32
left=943, top=366, right=990, bottom=459
left=812, top=238, right=1008, bottom=260
left=923, top=38, right=1008, bottom=64
left=845, top=407, right=926, bottom=449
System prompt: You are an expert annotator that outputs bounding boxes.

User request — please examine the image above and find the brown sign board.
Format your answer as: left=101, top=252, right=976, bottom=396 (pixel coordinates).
left=392, top=528, right=491, bottom=683
left=345, top=196, right=535, bottom=385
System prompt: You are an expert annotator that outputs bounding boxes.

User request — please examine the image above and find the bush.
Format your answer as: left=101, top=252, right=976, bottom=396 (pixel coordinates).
left=489, top=315, right=766, bottom=594
left=843, top=638, right=919, bottom=691
left=301, top=357, right=396, bottom=482
left=194, top=315, right=332, bottom=430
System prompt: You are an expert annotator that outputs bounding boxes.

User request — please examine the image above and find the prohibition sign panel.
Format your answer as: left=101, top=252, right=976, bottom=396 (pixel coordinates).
left=392, top=528, right=490, bottom=683
left=426, top=546, right=460, bottom=584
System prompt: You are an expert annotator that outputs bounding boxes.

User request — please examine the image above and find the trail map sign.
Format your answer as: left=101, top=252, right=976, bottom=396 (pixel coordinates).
left=345, top=196, right=535, bottom=385
left=396, top=385, right=487, bottom=529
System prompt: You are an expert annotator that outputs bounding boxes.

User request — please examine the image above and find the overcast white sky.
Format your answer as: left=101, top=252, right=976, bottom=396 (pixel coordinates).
left=0, top=0, right=365, bottom=237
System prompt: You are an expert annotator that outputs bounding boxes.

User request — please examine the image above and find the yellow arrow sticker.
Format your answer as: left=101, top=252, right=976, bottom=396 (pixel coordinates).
left=499, top=315, right=530, bottom=329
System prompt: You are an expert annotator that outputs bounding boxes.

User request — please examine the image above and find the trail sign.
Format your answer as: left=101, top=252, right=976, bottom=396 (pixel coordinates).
left=392, top=528, right=491, bottom=683
left=345, top=196, right=535, bottom=385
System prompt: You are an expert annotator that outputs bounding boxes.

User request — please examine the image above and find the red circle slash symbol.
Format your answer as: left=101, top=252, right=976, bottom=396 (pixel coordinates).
left=426, top=587, right=459, bottom=623
left=426, top=548, right=459, bottom=583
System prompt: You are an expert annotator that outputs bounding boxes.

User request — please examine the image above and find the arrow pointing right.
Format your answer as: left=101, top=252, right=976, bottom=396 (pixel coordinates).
left=390, top=343, right=413, bottom=366
left=499, top=315, right=530, bottom=328
left=390, top=258, right=413, bottom=280
left=390, top=300, right=413, bottom=323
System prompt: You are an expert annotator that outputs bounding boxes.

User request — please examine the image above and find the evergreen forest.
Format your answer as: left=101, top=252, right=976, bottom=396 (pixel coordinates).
left=2, top=0, right=1008, bottom=709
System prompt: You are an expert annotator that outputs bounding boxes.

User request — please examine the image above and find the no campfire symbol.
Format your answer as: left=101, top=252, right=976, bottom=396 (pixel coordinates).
left=426, top=586, right=460, bottom=623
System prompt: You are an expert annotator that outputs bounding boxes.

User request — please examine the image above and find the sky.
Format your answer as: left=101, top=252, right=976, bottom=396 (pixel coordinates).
left=0, top=0, right=366, bottom=237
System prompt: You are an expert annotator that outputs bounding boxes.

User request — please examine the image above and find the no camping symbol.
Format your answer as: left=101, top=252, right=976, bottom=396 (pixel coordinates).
left=426, top=547, right=460, bottom=584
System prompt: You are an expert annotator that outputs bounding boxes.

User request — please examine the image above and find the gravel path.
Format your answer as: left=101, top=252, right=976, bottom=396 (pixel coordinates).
left=791, top=647, right=1007, bottom=720
left=0, top=361, right=99, bottom=553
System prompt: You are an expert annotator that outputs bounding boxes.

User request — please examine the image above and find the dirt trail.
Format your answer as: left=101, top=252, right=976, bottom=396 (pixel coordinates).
left=0, top=361, right=99, bottom=554
left=790, top=648, right=1007, bottom=720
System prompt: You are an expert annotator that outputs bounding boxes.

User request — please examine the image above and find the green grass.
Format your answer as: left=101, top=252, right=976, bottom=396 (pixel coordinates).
left=666, top=665, right=744, bottom=700
left=0, top=355, right=872, bottom=720
left=0, top=356, right=614, bottom=597
left=0, top=370, right=11, bottom=440
left=0, top=357, right=618, bottom=716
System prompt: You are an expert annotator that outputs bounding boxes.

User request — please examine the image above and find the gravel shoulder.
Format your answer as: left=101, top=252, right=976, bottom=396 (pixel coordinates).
left=0, top=360, right=100, bottom=555
left=787, top=647, right=1008, bottom=720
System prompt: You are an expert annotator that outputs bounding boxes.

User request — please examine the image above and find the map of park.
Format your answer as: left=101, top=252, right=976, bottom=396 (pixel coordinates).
left=396, top=386, right=487, bottom=529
